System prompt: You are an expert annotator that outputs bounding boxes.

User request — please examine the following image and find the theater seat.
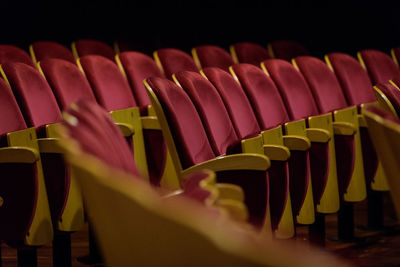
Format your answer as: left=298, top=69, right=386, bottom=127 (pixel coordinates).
left=267, top=40, right=309, bottom=61
left=229, top=42, right=271, bottom=66
left=191, top=45, right=235, bottom=72
left=153, top=48, right=199, bottom=80
left=144, top=77, right=272, bottom=232
left=71, top=39, right=115, bottom=61
left=0, top=44, right=35, bottom=67
left=373, top=82, right=400, bottom=116
left=29, top=41, right=76, bottom=64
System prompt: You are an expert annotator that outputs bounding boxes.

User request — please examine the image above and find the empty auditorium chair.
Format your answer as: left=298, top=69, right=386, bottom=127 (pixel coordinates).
left=229, top=42, right=271, bottom=66
left=153, top=48, right=199, bottom=80
left=173, top=70, right=293, bottom=238
left=71, top=39, right=115, bottom=61
left=0, top=44, right=35, bottom=67
left=191, top=45, right=235, bottom=72
left=60, top=116, right=348, bottom=267
left=29, top=41, right=76, bottom=64
left=363, top=105, right=400, bottom=219
left=267, top=40, right=309, bottom=61
left=144, top=77, right=272, bottom=232
left=357, top=49, right=400, bottom=85
left=0, top=77, right=53, bottom=248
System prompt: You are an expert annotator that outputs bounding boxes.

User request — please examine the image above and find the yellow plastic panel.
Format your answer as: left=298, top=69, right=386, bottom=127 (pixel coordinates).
left=241, top=134, right=264, bottom=154
left=7, top=128, right=53, bottom=246
left=261, top=125, right=284, bottom=145
left=334, top=106, right=367, bottom=202
left=308, top=113, right=340, bottom=213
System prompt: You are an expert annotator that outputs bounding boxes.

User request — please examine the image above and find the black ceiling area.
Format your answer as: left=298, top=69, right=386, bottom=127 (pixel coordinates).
left=2, top=1, right=400, bottom=57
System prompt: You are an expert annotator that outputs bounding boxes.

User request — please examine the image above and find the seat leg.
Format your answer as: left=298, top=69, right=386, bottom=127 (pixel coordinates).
left=309, top=213, right=325, bottom=246
left=53, top=231, right=71, bottom=267
left=17, top=247, right=37, bottom=267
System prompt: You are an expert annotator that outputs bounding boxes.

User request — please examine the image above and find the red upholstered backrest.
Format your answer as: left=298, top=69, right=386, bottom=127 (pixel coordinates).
left=193, top=45, right=234, bottom=72
left=174, top=71, right=240, bottom=155
left=1, top=62, right=62, bottom=129
left=364, top=104, right=400, bottom=124
left=145, top=77, right=216, bottom=168
left=39, top=58, right=96, bottom=110
left=231, top=42, right=271, bottom=66
left=294, top=56, right=349, bottom=114
left=73, top=39, right=115, bottom=61
left=0, top=78, right=27, bottom=135
left=326, top=53, right=376, bottom=106
left=262, top=59, right=319, bottom=120
left=155, top=48, right=199, bottom=80
left=118, top=51, right=165, bottom=113
left=359, top=49, right=400, bottom=85
left=230, top=64, right=290, bottom=130
left=31, top=41, right=75, bottom=64
left=375, top=82, right=400, bottom=116
left=79, top=55, right=136, bottom=111
left=0, top=45, right=35, bottom=67
left=201, top=67, right=261, bottom=139
left=269, top=40, right=309, bottom=61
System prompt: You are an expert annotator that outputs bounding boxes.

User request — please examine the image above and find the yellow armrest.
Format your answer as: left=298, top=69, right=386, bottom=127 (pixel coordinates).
left=38, top=138, right=64, bottom=153
left=358, top=114, right=367, bottom=127
left=333, top=122, right=356, bottom=136
left=0, top=147, right=39, bottom=163
left=216, top=183, right=245, bottom=202
left=305, top=128, right=331, bottom=143
left=282, top=135, right=311, bottom=151
left=263, top=144, right=290, bottom=161
left=216, top=199, right=249, bottom=222
left=115, top=122, right=135, bottom=137
left=182, top=153, right=270, bottom=176
left=141, top=116, right=161, bottom=130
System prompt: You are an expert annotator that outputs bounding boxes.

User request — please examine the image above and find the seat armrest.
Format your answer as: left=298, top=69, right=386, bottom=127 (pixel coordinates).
left=263, top=144, right=290, bottom=161
left=0, top=147, right=39, bottom=163
left=282, top=135, right=311, bottom=151
left=141, top=116, right=161, bottom=130
left=333, top=122, right=356, bottom=136
left=115, top=123, right=135, bottom=137
left=38, top=138, right=64, bottom=153
left=216, top=183, right=245, bottom=202
left=305, top=128, right=331, bottom=143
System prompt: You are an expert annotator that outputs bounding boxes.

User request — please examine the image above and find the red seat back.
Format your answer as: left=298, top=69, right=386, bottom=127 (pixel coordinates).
left=262, top=59, right=319, bottom=120
left=73, top=39, right=115, bottom=61
left=193, top=45, right=234, bottom=72
left=145, top=77, right=216, bottom=168
left=201, top=67, right=261, bottom=140
left=154, top=48, right=199, bottom=80
left=294, top=56, right=349, bottom=114
left=0, top=45, right=35, bottom=67
left=1, top=62, right=62, bottom=130
left=358, top=49, right=400, bottom=85
left=268, top=40, right=309, bottom=61
left=230, top=63, right=290, bottom=130
left=174, top=71, right=240, bottom=155
left=30, top=41, right=75, bottom=64
left=375, top=82, right=400, bottom=116
left=79, top=55, right=136, bottom=111
left=39, top=58, right=96, bottom=110
left=326, top=52, right=376, bottom=106
left=118, top=51, right=165, bottom=114
left=231, top=42, right=271, bottom=66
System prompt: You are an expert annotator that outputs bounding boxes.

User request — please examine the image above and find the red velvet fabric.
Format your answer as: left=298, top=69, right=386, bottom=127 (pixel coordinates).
left=1, top=62, right=62, bottom=129
left=193, top=45, right=234, bottom=72
left=145, top=77, right=216, bottom=168
left=155, top=48, right=199, bottom=80
left=327, top=52, right=376, bottom=106
left=269, top=40, right=309, bottom=61
left=79, top=55, right=136, bottom=111
left=375, top=82, right=400, bottom=116
left=31, top=41, right=75, bottom=63
left=294, top=56, right=348, bottom=113
left=74, top=39, right=115, bottom=61
left=39, top=58, right=96, bottom=110
left=359, top=49, right=400, bottom=85
left=232, top=42, right=271, bottom=66
left=174, top=71, right=240, bottom=156
left=201, top=67, right=261, bottom=140
left=0, top=45, right=35, bottom=67
left=118, top=51, right=165, bottom=114
left=231, top=64, right=290, bottom=130
left=181, top=171, right=212, bottom=203
left=262, top=59, right=319, bottom=120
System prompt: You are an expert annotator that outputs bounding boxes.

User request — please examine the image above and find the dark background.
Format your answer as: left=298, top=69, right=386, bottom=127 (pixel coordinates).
left=2, top=1, right=400, bottom=58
